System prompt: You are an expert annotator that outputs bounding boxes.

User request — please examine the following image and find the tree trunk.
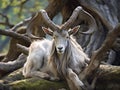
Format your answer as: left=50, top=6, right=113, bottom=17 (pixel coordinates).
left=77, top=0, right=120, bottom=64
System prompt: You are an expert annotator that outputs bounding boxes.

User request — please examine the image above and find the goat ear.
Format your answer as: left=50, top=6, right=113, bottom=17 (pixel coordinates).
left=68, top=25, right=80, bottom=35
left=42, top=27, right=53, bottom=36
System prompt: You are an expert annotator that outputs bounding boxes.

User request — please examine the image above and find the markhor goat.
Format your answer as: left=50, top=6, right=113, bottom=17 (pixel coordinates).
left=23, top=26, right=89, bottom=90
left=23, top=6, right=96, bottom=90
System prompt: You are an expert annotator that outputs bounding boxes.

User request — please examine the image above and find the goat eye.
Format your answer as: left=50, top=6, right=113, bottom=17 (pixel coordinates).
left=66, top=36, right=69, bottom=39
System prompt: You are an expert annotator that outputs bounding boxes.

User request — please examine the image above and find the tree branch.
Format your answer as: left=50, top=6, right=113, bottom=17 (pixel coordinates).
left=0, top=13, right=14, bottom=28
left=17, top=44, right=29, bottom=55
left=0, top=54, right=26, bottom=77
left=0, top=29, right=31, bottom=44
left=1, top=18, right=31, bottom=62
left=10, top=17, right=31, bottom=31
left=18, top=0, right=29, bottom=16
left=81, top=23, right=120, bottom=80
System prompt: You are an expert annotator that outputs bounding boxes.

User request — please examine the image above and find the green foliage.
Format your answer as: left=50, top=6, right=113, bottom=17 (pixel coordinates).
left=0, top=0, right=48, bottom=25
left=0, top=0, right=48, bottom=52
left=1, top=0, right=10, bottom=8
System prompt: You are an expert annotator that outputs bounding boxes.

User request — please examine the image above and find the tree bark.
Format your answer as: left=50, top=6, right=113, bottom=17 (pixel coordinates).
left=0, top=29, right=31, bottom=44
left=95, top=65, right=120, bottom=90
left=0, top=54, right=26, bottom=77
left=80, top=23, right=120, bottom=81
left=1, top=27, right=30, bottom=62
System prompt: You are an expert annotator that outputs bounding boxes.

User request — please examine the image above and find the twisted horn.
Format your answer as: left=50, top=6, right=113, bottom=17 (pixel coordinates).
left=40, top=10, right=59, bottom=31
left=61, top=6, right=82, bottom=30
left=78, top=9, right=97, bottom=34
left=26, top=9, right=59, bottom=39
left=61, top=6, right=97, bottom=34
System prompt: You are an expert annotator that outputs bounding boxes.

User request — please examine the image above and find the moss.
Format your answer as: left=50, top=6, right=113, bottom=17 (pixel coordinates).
left=2, top=69, right=24, bottom=83
left=95, top=65, right=120, bottom=90
left=9, top=78, right=69, bottom=90
left=99, top=65, right=120, bottom=81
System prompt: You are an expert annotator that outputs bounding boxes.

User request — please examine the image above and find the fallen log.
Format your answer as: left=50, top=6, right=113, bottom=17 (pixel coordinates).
left=0, top=65, right=120, bottom=90
left=0, top=54, right=26, bottom=77
left=95, top=65, right=120, bottom=90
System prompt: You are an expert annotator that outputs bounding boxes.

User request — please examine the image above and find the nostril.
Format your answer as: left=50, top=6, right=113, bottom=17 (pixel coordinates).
left=58, top=47, right=63, bottom=50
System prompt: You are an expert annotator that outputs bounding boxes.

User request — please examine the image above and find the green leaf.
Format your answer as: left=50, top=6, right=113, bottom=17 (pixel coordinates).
left=1, top=0, right=10, bottom=8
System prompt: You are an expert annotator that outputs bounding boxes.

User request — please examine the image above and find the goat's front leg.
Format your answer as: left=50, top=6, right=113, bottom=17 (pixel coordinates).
left=30, top=71, right=50, bottom=79
left=66, top=68, right=86, bottom=90
left=23, top=60, right=50, bottom=79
